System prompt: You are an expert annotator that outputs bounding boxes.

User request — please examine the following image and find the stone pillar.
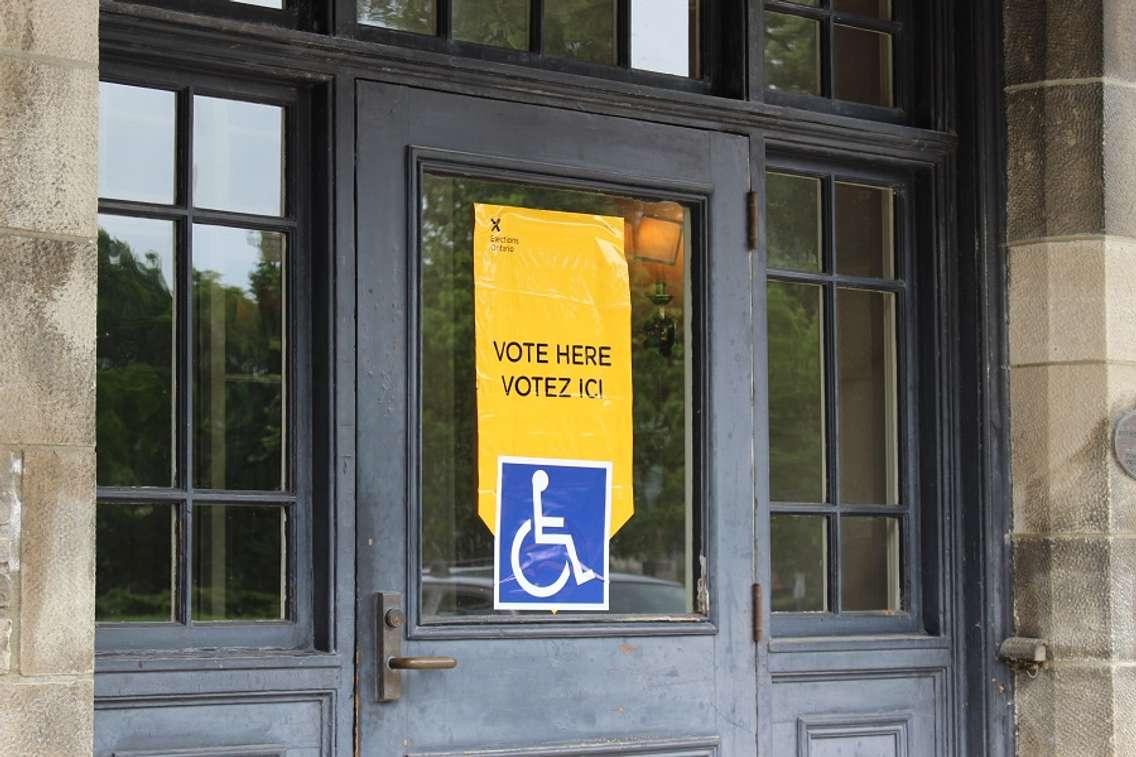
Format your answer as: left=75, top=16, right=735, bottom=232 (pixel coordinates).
left=1005, top=1, right=1136, bottom=754
left=0, top=0, right=98, bottom=754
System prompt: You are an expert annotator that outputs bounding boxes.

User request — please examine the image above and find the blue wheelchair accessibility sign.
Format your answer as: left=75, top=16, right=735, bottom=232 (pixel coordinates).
left=494, top=457, right=612, bottom=611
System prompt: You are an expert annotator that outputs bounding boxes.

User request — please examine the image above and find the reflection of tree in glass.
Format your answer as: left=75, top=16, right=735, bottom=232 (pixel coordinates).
left=771, top=514, right=826, bottom=612
left=96, top=504, right=173, bottom=622
left=97, top=228, right=174, bottom=487
left=764, top=13, right=820, bottom=95
left=192, top=506, right=284, bottom=621
left=419, top=175, right=690, bottom=607
left=767, top=173, right=821, bottom=272
left=768, top=282, right=824, bottom=503
left=543, top=0, right=616, bottom=64
left=453, top=0, right=530, bottom=49
left=357, top=0, right=435, bottom=33
left=193, top=231, right=284, bottom=491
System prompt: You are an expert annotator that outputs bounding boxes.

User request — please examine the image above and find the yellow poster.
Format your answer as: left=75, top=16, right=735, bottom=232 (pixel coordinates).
left=473, top=203, right=634, bottom=535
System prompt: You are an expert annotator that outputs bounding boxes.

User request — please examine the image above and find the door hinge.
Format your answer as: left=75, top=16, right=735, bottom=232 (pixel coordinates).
left=752, top=583, right=764, bottom=643
left=746, top=191, right=758, bottom=252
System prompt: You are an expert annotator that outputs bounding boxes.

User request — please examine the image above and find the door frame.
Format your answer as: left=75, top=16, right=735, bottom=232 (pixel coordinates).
left=94, top=1, right=1012, bottom=753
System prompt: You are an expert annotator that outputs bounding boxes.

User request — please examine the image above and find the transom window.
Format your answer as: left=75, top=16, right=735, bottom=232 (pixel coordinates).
left=764, top=0, right=898, bottom=111
left=764, top=161, right=918, bottom=633
left=357, top=0, right=704, bottom=79
left=95, top=74, right=309, bottom=648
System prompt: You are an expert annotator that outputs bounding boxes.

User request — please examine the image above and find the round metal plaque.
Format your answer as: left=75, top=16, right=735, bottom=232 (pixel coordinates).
left=1115, top=411, right=1136, bottom=480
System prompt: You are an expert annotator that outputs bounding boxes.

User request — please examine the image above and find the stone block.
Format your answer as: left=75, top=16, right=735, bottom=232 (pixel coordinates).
left=1007, top=83, right=1106, bottom=243
left=1053, top=664, right=1115, bottom=756
left=1103, top=84, right=1136, bottom=239
left=18, top=444, right=94, bottom=676
left=0, top=235, right=96, bottom=447
left=1104, top=0, right=1136, bottom=83
left=1104, top=238, right=1136, bottom=365
left=1014, top=664, right=1056, bottom=756
left=1013, top=535, right=1113, bottom=660
left=0, top=617, right=9, bottom=672
left=1112, top=664, right=1136, bottom=753
left=0, top=57, right=97, bottom=236
left=1003, top=0, right=1048, bottom=87
left=0, top=571, right=10, bottom=608
left=1011, top=364, right=1112, bottom=534
left=0, top=0, right=97, bottom=63
left=1008, top=239, right=1107, bottom=366
left=0, top=446, right=21, bottom=527
left=0, top=679, right=93, bottom=757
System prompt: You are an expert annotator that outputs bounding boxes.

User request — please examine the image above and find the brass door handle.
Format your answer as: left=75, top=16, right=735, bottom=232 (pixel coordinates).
left=377, top=592, right=459, bottom=702
left=387, top=656, right=458, bottom=671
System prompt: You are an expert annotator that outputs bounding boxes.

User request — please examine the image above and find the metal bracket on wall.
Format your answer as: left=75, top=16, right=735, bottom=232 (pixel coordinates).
left=998, top=636, right=1049, bottom=678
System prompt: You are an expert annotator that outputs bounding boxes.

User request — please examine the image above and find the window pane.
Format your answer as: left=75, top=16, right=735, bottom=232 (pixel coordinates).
left=834, top=26, right=893, bottom=107
left=453, top=0, right=529, bottom=49
left=193, top=225, right=285, bottom=492
left=771, top=515, right=828, bottom=612
left=234, top=0, right=284, bottom=6
left=192, top=505, right=286, bottom=621
left=97, top=215, right=176, bottom=488
left=841, top=516, right=900, bottom=611
left=543, top=0, right=617, bottom=65
left=98, top=82, right=176, bottom=205
left=835, top=182, right=894, bottom=278
left=833, top=0, right=891, bottom=20
left=767, top=172, right=822, bottom=272
left=764, top=12, right=821, bottom=96
left=767, top=282, right=825, bottom=503
left=96, top=503, right=175, bottom=622
left=358, top=0, right=435, bottom=33
left=631, top=0, right=697, bottom=77
left=418, top=173, right=694, bottom=620
left=193, top=96, right=284, bottom=217
left=837, top=289, right=898, bottom=505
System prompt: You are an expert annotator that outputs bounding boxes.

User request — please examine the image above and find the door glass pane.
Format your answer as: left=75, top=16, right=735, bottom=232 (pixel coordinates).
left=418, top=172, right=695, bottom=620
left=834, top=26, right=893, bottom=107
left=631, top=0, right=698, bottom=77
left=835, top=182, right=894, bottom=278
left=193, top=224, right=286, bottom=492
left=96, top=503, right=176, bottom=622
left=453, top=0, right=529, bottom=49
left=192, top=505, right=286, bottom=621
left=771, top=515, right=827, bottom=612
left=841, top=516, right=900, bottom=611
left=358, top=0, right=436, bottom=33
left=833, top=0, right=891, bottom=20
left=837, top=288, right=898, bottom=505
left=767, top=172, right=822, bottom=272
left=98, top=82, right=176, bottom=205
left=193, top=95, right=285, bottom=217
left=234, top=0, right=283, bottom=7
left=97, top=215, right=176, bottom=488
left=764, top=12, right=821, bottom=96
left=767, top=282, right=825, bottom=503
left=543, top=0, right=617, bottom=65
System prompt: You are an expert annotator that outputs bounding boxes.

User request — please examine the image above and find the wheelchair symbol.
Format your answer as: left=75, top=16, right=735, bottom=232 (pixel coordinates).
left=510, top=469, right=599, bottom=598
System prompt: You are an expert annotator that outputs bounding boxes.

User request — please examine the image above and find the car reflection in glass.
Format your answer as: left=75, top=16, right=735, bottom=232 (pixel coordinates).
left=422, top=565, right=689, bottom=618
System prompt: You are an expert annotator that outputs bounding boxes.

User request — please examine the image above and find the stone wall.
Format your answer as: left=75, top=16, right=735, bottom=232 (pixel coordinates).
left=0, top=0, right=99, bottom=754
left=1005, top=1, right=1136, bottom=754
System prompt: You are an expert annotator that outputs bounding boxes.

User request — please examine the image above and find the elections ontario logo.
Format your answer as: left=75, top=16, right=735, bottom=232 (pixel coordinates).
left=493, top=457, right=612, bottom=611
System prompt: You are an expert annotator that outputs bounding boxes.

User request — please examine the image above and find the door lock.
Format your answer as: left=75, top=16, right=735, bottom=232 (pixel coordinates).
left=376, top=593, right=457, bottom=702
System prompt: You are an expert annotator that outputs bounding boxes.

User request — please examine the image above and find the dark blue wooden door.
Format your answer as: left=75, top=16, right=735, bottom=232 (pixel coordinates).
left=355, top=81, right=756, bottom=755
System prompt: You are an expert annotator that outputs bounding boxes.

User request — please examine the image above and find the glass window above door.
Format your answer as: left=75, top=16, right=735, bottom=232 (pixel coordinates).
left=764, top=0, right=898, bottom=111
left=358, top=0, right=702, bottom=79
